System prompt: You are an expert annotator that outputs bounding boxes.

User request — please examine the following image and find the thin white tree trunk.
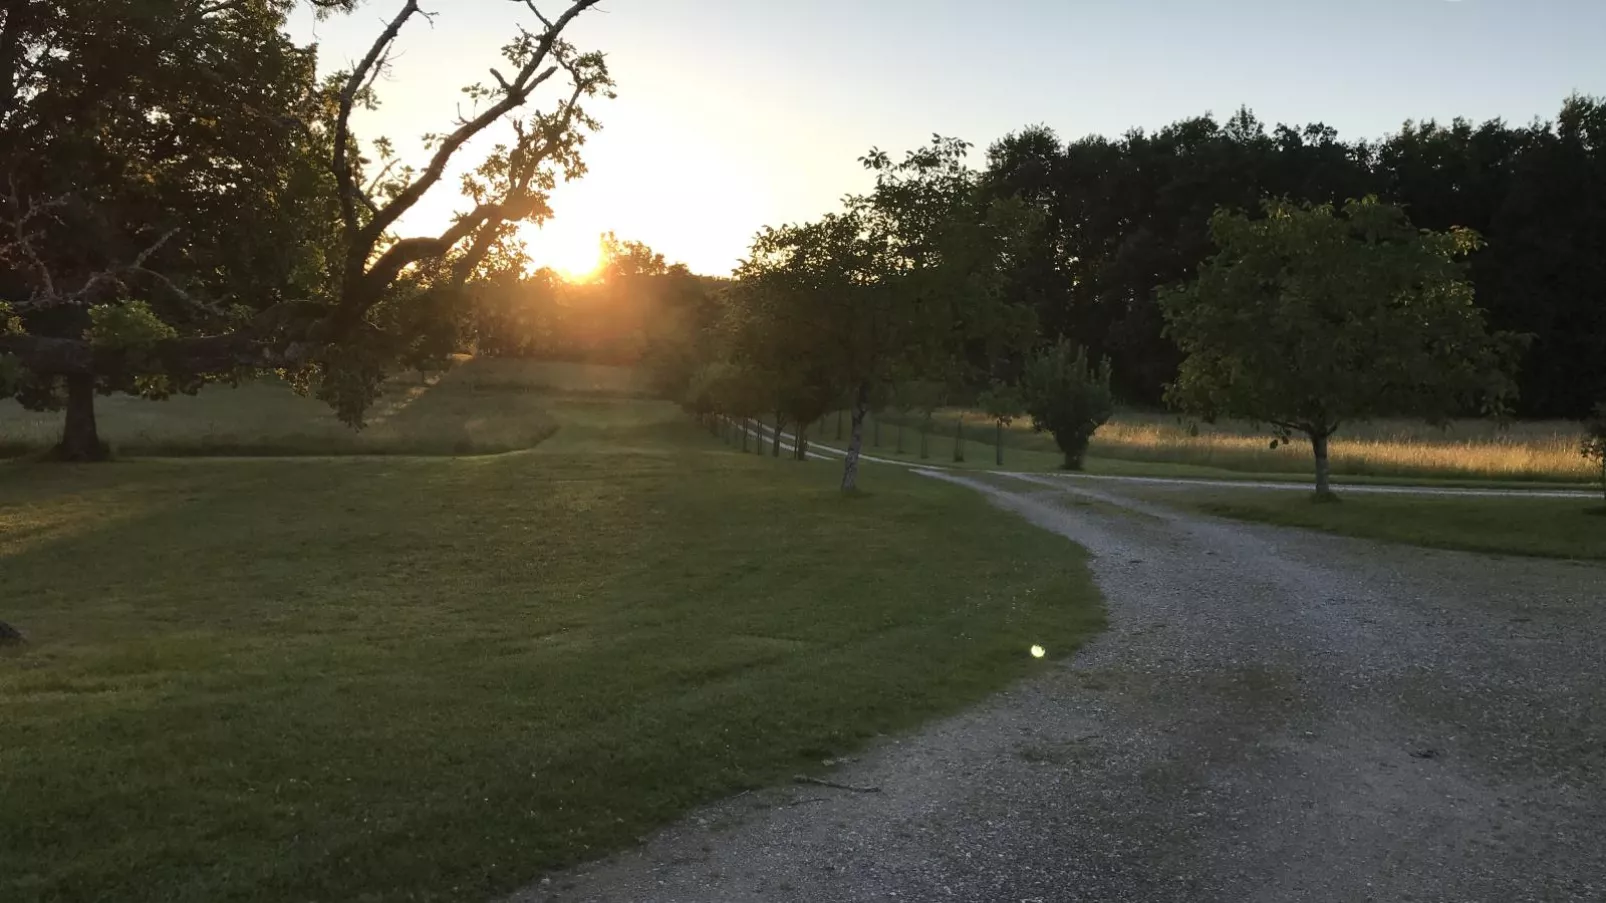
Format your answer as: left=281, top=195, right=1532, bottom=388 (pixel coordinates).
left=841, top=385, right=870, bottom=491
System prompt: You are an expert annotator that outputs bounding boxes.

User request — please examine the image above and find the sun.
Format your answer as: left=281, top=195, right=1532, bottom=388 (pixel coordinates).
left=527, top=227, right=604, bottom=282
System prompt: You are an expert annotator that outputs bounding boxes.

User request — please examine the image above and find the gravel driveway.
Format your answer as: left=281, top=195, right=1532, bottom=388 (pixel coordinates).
left=513, top=472, right=1606, bottom=903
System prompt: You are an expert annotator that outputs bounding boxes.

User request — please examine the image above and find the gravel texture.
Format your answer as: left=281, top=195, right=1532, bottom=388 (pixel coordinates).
left=511, top=471, right=1606, bottom=903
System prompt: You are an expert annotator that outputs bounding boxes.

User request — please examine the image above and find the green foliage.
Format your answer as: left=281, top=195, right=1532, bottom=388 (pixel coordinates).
left=1020, top=340, right=1114, bottom=470
left=979, top=381, right=1023, bottom=427
left=1162, top=198, right=1521, bottom=441
left=982, top=99, right=1606, bottom=417
left=85, top=301, right=179, bottom=347
left=725, top=136, right=1039, bottom=487
left=2, top=0, right=612, bottom=442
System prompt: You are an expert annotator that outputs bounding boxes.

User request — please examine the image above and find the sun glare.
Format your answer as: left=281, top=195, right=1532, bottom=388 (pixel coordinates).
left=528, top=228, right=604, bottom=282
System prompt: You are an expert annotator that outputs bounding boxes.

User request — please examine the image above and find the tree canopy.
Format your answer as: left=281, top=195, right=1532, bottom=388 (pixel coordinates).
left=720, top=136, right=1040, bottom=490
left=0, top=0, right=612, bottom=458
left=1161, top=197, right=1521, bottom=497
left=982, top=99, right=1606, bottom=418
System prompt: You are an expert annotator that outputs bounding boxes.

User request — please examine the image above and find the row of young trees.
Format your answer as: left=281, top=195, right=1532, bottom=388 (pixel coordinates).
left=654, top=137, right=1048, bottom=491
left=657, top=138, right=1521, bottom=498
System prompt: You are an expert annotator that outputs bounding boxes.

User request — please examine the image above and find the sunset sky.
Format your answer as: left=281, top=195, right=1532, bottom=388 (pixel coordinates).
left=287, top=1, right=1606, bottom=278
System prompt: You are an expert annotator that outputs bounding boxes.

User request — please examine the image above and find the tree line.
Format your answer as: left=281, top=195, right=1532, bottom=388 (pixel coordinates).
left=982, top=100, right=1606, bottom=419
left=656, top=134, right=1528, bottom=496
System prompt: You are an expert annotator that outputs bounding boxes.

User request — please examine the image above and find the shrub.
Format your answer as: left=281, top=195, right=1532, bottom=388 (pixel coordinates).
left=1021, top=341, right=1114, bottom=470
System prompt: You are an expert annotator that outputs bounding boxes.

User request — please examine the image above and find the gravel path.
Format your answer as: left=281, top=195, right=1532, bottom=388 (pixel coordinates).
left=512, top=471, right=1606, bottom=903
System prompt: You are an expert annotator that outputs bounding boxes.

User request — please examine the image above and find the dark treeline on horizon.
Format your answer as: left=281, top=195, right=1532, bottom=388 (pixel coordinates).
left=979, top=95, right=1606, bottom=419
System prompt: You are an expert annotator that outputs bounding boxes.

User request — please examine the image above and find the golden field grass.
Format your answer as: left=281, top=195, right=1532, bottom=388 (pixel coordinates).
left=1091, top=414, right=1594, bottom=483
left=880, top=409, right=1596, bottom=484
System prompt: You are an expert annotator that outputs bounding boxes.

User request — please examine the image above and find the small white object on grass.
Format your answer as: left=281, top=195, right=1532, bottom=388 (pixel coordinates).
left=1030, top=645, right=1046, bottom=659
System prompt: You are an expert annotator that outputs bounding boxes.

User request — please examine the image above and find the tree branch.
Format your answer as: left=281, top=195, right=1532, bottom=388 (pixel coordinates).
left=355, top=0, right=600, bottom=247
left=333, top=1, right=421, bottom=241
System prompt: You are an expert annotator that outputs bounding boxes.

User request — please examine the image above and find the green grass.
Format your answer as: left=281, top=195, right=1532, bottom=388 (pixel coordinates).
left=0, top=366, right=1102, bottom=903
left=0, top=359, right=648, bottom=458
left=1172, top=491, right=1606, bottom=560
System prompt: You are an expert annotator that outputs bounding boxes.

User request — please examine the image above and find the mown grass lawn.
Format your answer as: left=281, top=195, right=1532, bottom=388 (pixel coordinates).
left=0, top=358, right=593, bottom=459
left=0, top=385, right=1102, bottom=903
left=1177, top=491, right=1606, bottom=560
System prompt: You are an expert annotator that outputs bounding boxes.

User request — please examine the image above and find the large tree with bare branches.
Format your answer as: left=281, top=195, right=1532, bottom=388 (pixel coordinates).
left=0, top=0, right=611, bottom=459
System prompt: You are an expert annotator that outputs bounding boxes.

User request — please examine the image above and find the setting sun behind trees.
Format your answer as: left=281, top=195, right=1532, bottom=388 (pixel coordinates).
left=524, top=226, right=606, bottom=283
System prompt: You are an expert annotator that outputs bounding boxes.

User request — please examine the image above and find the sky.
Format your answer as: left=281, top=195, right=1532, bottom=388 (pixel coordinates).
left=286, top=1, right=1606, bottom=278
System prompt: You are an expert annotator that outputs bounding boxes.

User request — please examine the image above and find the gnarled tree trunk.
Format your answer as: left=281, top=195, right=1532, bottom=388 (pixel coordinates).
left=55, top=373, right=109, bottom=462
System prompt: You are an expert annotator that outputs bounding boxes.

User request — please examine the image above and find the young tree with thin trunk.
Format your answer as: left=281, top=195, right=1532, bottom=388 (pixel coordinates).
left=729, top=138, right=1038, bottom=491
left=980, top=381, right=1023, bottom=467
left=1161, top=197, right=1522, bottom=499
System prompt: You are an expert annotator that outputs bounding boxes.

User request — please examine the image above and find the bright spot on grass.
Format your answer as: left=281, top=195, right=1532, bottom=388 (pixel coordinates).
left=1030, top=645, right=1046, bottom=659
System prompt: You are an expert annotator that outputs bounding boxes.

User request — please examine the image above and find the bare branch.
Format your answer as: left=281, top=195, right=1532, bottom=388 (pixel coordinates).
left=356, top=0, right=600, bottom=247
left=357, top=198, right=538, bottom=308
left=334, top=1, right=422, bottom=240
left=516, top=0, right=557, bottom=30
left=58, top=228, right=182, bottom=307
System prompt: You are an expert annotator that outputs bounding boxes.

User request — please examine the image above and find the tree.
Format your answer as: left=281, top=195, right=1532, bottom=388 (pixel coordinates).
left=0, top=0, right=613, bottom=459
left=984, top=98, right=1605, bottom=419
left=1161, top=197, right=1522, bottom=499
left=979, top=381, right=1022, bottom=467
left=826, top=136, right=1037, bottom=490
left=1020, top=340, right=1114, bottom=471
left=1582, top=403, right=1606, bottom=504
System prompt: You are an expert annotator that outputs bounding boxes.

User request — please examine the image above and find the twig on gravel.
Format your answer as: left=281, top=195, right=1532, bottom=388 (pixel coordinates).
left=780, top=796, right=830, bottom=808
left=792, top=775, right=881, bottom=793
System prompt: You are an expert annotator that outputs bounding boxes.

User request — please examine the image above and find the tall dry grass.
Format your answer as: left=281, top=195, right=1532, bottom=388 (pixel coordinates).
left=1091, top=415, right=1593, bottom=483
left=895, top=408, right=1594, bottom=483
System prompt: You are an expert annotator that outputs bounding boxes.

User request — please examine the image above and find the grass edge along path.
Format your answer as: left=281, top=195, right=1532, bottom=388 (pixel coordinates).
left=0, top=407, right=1103, bottom=903
left=1169, top=491, right=1606, bottom=561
